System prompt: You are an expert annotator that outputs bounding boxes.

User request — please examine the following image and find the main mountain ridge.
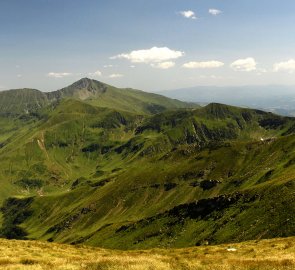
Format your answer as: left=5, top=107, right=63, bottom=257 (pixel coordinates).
left=0, top=78, right=195, bottom=116
left=0, top=79, right=294, bottom=249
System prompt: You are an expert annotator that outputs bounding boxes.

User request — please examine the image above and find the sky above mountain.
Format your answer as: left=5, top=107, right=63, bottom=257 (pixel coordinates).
left=1, top=0, right=295, bottom=92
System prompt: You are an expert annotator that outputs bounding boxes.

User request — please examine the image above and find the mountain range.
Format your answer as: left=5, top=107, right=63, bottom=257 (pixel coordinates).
left=0, top=78, right=294, bottom=250
left=0, top=78, right=194, bottom=117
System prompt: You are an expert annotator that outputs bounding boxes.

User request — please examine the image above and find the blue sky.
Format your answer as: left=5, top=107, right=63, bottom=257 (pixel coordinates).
left=1, top=0, right=295, bottom=91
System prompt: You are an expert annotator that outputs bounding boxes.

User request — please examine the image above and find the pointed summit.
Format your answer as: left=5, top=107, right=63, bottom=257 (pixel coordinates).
left=54, top=78, right=108, bottom=100
left=69, top=78, right=104, bottom=90
left=72, top=77, right=92, bottom=88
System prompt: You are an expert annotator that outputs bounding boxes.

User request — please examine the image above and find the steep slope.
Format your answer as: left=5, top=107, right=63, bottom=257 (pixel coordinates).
left=0, top=78, right=195, bottom=116
left=0, top=100, right=295, bottom=249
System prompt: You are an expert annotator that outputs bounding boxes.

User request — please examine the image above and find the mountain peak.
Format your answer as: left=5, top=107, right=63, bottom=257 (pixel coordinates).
left=53, top=78, right=108, bottom=100
left=69, top=77, right=104, bottom=90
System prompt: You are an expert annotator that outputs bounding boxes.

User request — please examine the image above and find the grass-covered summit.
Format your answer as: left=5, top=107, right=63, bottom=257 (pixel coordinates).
left=0, top=80, right=294, bottom=250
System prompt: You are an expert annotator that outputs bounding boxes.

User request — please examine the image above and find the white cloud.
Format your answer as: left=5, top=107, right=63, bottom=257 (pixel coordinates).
left=230, top=58, right=257, bottom=72
left=209, top=9, right=222, bottom=16
left=111, top=47, right=184, bottom=63
left=109, top=74, right=124, bottom=78
left=273, top=59, right=295, bottom=73
left=130, top=65, right=136, bottom=68
left=103, top=65, right=113, bottom=68
left=182, top=61, right=224, bottom=69
left=47, top=72, right=72, bottom=78
left=179, top=10, right=197, bottom=20
left=88, top=70, right=102, bottom=77
left=151, top=61, right=175, bottom=69
left=17, top=74, right=22, bottom=78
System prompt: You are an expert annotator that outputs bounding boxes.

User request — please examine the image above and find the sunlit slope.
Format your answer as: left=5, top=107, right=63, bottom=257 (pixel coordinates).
left=0, top=100, right=294, bottom=249
left=1, top=101, right=293, bottom=195
left=0, top=99, right=140, bottom=193
left=0, top=237, right=294, bottom=270
left=6, top=135, right=294, bottom=249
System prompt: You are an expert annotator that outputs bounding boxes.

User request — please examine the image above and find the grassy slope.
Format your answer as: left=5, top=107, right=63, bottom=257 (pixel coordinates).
left=0, top=100, right=295, bottom=249
left=0, top=237, right=294, bottom=270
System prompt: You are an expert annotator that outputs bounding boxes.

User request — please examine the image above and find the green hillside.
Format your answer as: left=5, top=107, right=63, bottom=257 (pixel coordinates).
left=0, top=81, right=294, bottom=250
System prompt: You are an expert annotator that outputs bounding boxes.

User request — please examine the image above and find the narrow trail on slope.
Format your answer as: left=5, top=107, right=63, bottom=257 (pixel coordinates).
left=37, top=131, right=49, bottom=160
left=36, top=131, right=70, bottom=180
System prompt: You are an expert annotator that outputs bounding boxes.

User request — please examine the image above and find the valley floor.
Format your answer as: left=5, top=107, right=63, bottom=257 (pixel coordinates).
left=0, top=237, right=294, bottom=270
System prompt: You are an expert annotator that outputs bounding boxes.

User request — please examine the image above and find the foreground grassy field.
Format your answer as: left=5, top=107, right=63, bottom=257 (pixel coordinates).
left=0, top=237, right=294, bottom=270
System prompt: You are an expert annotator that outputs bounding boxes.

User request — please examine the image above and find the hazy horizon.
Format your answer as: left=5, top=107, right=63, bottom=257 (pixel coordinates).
left=2, top=77, right=295, bottom=93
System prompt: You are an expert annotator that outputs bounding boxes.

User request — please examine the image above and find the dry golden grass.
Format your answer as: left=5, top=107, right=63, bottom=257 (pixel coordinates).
left=0, top=237, right=294, bottom=270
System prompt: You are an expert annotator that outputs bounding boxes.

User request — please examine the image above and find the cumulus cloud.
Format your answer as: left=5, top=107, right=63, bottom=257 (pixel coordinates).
left=111, top=47, right=184, bottom=63
left=182, top=61, right=224, bottom=69
left=179, top=10, right=197, bottom=20
left=151, top=61, right=175, bottom=69
left=109, top=74, right=124, bottom=78
left=88, top=70, right=102, bottom=77
left=103, top=65, right=113, bottom=68
left=209, top=9, right=222, bottom=16
left=47, top=72, right=72, bottom=78
left=273, top=59, right=295, bottom=73
left=230, top=58, right=257, bottom=72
